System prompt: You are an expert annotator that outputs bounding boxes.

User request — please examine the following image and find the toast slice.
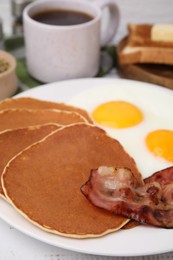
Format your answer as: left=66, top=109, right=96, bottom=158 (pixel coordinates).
left=119, top=24, right=173, bottom=65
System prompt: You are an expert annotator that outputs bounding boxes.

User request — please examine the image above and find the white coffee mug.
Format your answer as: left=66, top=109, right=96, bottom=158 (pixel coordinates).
left=23, top=0, right=120, bottom=83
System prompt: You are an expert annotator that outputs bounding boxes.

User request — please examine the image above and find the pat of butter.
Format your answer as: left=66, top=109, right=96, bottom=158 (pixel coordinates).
left=151, top=24, right=173, bottom=42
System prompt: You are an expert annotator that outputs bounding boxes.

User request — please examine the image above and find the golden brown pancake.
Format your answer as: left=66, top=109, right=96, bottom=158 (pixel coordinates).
left=0, top=124, right=61, bottom=198
left=122, top=220, right=140, bottom=229
left=0, top=108, right=86, bottom=132
left=0, top=97, right=93, bottom=123
left=2, top=123, right=142, bottom=238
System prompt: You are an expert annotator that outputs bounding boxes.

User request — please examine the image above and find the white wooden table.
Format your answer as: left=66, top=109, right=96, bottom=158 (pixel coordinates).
left=0, top=0, right=173, bottom=259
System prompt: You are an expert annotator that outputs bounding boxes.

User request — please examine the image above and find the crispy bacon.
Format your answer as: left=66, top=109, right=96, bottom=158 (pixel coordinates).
left=81, top=166, right=173, bottom=228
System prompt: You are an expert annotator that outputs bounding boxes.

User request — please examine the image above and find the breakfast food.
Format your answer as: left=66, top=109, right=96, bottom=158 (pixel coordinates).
left=0, top=108, right=86, bottom=132
left=0, top=97, right=93, bottom=123
left=92, top=100, right=143, bottom=128
left=145, top=130, right=173, bottom=163
left=69, top=83, right=173, bottom=178
left=151, top=24, right=173, bottom=43
left=0, top=79, right=172, bottom=240
left=2, top=123, right=142, bottom=238
left=81, top=166, right=173, bottom=228
left=128, top=24, right=173, bottom=47
left=118, top=24, right=173, bottom=65
left=0, top=124, right=61, bottom=198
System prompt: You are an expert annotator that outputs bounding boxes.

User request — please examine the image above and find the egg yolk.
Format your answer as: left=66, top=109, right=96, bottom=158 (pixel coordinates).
left=146, top=129, right=173, bottom=162
left=92, top=101, right=143, bottom=128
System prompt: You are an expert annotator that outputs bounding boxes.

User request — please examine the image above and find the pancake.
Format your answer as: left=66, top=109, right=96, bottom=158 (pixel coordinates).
left=0, top=124, right=61, bottom=198
left=2, top=123, right=142, bottom=238
left=0, top=97, right=93, bottom=123
left=0, top=108, right=86, bottom=132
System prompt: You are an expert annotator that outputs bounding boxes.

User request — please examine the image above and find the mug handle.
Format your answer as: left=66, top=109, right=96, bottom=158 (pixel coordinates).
left=94, top=0, right=120, bottom=47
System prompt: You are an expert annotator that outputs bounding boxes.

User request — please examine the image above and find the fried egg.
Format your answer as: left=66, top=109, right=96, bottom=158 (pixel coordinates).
left=92, top=100, right=143, bottom=128
left=146, top=129, right=173, bottom=163
left=69, top=83, right=173, bottom=178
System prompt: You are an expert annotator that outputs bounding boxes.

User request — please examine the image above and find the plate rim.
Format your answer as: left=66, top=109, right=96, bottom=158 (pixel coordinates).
left=1, top=77, right=173, bottom=257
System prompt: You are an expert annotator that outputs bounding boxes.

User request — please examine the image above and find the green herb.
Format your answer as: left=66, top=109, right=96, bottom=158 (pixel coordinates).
left=0, top=58, right=10, bottom=73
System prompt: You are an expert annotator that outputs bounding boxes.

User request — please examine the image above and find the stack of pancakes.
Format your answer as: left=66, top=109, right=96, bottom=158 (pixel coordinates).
left=0, top=97, right=142, bottom=238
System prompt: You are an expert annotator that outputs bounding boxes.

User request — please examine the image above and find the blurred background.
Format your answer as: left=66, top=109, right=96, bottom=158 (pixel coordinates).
left=1, top=0, right=173, bottom=42
left=1, top=0, right=173, bottom=91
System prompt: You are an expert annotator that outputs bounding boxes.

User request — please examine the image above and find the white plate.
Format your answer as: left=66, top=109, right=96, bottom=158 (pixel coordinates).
left=0, top=78, right=173, bottom=257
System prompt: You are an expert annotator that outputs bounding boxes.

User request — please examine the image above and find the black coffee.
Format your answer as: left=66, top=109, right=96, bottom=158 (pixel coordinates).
left=31, top=9, right=93, bottom=26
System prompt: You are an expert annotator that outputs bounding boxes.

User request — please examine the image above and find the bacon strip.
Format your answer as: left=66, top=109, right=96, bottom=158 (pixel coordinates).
left=81, top=166, right=173, bottom=228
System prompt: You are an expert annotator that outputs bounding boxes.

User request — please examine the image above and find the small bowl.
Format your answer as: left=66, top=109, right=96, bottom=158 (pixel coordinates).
left=0, top=50, right=18, bottom=100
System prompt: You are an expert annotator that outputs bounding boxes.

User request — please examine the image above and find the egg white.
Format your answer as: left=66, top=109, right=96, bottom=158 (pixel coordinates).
left=69, top=83, right=173, bottom=179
